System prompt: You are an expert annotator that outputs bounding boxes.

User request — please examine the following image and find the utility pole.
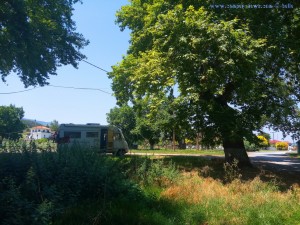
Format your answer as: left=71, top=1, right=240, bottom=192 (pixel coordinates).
left=271, top=132, right=275, bottom=141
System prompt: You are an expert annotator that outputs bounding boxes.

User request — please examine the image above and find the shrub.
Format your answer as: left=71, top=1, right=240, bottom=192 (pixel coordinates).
left=257, top=135, right=269, bottom=147
left=223, top=159, right=242, bottom=182
left=275, top=141, right=288, bottom=150
left=128, top=157, right=179, bottom=187
left=0, top=143, right=140, bottom=225
left=244, top=140, right=259, bottom=151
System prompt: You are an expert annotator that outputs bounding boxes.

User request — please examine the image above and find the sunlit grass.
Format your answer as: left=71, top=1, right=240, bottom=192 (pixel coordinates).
left=129, top=148, right=224, bottom=156
left=162, top=171, right=300, bottom=225
left=53, top=155, right=300, bottom=225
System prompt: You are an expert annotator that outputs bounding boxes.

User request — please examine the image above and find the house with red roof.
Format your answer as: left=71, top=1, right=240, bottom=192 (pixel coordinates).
left=29, top=126, right=52, bottom=140
left=269, top=140, right=289, bottom=145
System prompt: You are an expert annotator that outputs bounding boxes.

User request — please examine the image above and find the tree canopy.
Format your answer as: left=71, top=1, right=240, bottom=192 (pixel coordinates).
left=0, top=0, right=88, bottom=87
left=0, top=105, right=25, bottom=140
left=110, top=0, right=300, bottom=165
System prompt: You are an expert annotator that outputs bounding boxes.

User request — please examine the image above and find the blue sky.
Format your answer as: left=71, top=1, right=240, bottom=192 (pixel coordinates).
left=0, top=1, right=294, bottom=142
left=0, top=1, right=130, bottom=125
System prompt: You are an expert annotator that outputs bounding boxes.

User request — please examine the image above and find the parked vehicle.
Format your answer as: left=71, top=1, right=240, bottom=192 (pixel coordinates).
left=56, top=123, right=128, bottom=155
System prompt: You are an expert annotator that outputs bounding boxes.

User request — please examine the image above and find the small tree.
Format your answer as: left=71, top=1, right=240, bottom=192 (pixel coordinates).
left=0, top=105, right=26, bottom=140
left=49, top=120, right=59, bottom=132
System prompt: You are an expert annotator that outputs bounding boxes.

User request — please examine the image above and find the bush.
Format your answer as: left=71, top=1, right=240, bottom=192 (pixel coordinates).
left=0, top=139, right=56, bottom=153
left=275, top=141, right=288, bottom=150
left=136, top=158, right=179, bottom=187
left=244, top=140, right=259, bottom=151
left=257, top=135, right=269, bottom=147
left=0, top=144, right=140, bottom=225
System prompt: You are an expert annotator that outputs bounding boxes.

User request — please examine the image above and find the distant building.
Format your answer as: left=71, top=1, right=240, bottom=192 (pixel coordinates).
left=269, top=140, right=289, bottom=145
left=29, top=126, right=52, bottom=140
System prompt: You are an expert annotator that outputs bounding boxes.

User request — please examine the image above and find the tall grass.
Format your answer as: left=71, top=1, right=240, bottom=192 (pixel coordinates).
left=162, top=171, right=300, bottom=225
left=55, top=155, right=300, bottom=225
left=0, top=141, right=142, bottom=225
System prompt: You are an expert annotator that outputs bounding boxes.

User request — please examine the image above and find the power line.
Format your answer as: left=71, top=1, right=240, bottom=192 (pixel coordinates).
left=0, top=60, right=112, bottom=95
left=0, top=85, right=112, bottom=95
left=82, top=59, right=110, bottom=73
left=48, top=85, right=112, bottom=95
left=0, top=87, right=39, bottom=94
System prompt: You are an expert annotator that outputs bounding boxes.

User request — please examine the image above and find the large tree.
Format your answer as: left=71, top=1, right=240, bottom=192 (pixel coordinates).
left=110, top=0, right=300, bottom=166
left=0, top=105, right=26, bottom=140
left=0, top=0, right=88, bottom=87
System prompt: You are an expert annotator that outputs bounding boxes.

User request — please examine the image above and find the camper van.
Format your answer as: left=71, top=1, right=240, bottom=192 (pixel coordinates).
left=56, top=123, right=129, bottom=155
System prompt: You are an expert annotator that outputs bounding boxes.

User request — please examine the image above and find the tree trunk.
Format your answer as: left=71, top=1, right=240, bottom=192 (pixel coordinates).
left=223, top=136, right=252, bottom=167
left=178, top=139, right=186, bottom=149
left=149, top=141, right=155, bottom=150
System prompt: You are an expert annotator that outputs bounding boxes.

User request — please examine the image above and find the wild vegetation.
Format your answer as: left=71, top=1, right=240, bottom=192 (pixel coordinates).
left=1, top=141, right=300, bottom=225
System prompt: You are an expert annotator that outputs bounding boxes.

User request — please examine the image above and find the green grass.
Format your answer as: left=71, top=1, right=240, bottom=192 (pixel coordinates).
left=128, top=148, right=224, bottom=156
left=54, top=155, right=300, bottom=225
left=288, top=153, right=300, bottom=158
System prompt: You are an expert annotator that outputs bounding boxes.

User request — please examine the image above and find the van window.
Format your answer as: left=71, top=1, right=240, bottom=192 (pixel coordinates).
left=64, top=131, right=81, bottom=139
left=86, top=132, right=99, bottom=138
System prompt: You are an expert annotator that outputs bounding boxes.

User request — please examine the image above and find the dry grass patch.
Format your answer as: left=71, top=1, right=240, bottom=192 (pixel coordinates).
left=162, top=171, right=300, bottom=225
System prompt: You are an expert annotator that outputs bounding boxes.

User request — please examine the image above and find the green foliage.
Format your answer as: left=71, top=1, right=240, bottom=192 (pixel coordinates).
left=134, top=115, right=161, bottom=149
left=2, top=140, right=300, bottom=224
left=35, top=138, right=49, bottom=144
left=107, top=105, right=137, bottom=148
left=244, top=140, right=259, bottom=152
left=111, top=0, right=300, bottom=162
left=0, top=105, right=26, bottom=140
left=107, top=99, right=180, bottom=150
left=134, top=157, right=179, bottom=187
left=0, top=143, right=140, bottom=225
left=22, top=119, right=43, bottom=128
left=223, top=159, right=242, bottom=182
left=49, top=120, right=59, bottom=132
left=0, top=0, right=88, bottom=87
left=0, top=139, right=56, bottom=153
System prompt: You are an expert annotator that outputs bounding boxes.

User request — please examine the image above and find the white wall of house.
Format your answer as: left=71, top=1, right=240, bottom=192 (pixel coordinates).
left=30, top=126, right=52, bottom=140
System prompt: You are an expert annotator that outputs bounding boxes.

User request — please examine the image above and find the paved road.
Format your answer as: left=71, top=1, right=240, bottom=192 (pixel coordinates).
left=248, top=151, right=300, bottom=172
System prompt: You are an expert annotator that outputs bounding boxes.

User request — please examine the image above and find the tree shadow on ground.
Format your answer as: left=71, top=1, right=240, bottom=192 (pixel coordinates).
left=160, top=155, right=300, bottom=192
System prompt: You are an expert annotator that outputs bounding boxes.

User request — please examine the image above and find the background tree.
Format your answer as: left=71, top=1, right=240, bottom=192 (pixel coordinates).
left=22, top=119, right=43, bottom=128
left=0, top=105, right=26, bottom=140
left=0, top=0, right=88, bottom=87
left=133, top=116, right=161, bottom=150
left=49, top=120, right=59, bottom=132
left=107, top=105, right=137, bottom=148
left=110, top=1, right=300, bottom=166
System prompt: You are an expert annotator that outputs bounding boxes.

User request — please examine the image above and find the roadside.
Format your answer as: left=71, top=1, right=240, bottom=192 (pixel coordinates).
left=129, top=150, right=300, bottom=172
left=128, top=150, right=300, bottom=189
